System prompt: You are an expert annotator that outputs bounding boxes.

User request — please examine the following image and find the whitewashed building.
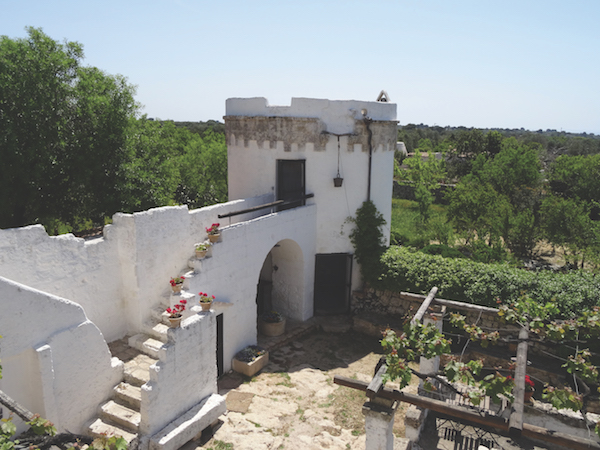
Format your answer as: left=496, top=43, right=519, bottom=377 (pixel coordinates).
left=0, top=97, right=397, bottom=449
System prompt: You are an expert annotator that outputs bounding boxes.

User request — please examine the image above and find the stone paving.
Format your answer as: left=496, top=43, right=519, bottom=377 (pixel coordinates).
left=108, top=338, right=141, bottom=362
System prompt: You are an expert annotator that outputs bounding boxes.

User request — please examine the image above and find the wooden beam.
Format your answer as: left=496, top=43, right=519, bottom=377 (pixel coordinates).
left=335, top=375, right=508, bottom=430
left=411, top=286, right=438, bottom=325
left=333, top=375, right=600, bottom=450
left=432, top=297, right=498, bottom=314
left=366, top=364, right=387, bottom=399
left=0, top=389, right=35, bottom=422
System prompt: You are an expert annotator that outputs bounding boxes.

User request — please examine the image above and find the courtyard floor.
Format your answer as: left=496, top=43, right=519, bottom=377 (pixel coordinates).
left=181, top=326, right=414, bottom=450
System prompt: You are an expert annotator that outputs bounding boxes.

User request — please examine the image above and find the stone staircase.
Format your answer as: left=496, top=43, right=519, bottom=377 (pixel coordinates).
left=88, top=243, right=225, bottom=447
left=89, top=325, right=168, bottom=444
left=88, top=251, right=210, bottom=446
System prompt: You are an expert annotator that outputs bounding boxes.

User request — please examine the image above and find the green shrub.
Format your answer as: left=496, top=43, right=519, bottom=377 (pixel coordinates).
left=377, top=246, right=600, bottom=318
left=467, top=240, right=510, bottom=264
left=420, top=244, right=465, bottom=259
left=390, top=230, right=409, bottom=246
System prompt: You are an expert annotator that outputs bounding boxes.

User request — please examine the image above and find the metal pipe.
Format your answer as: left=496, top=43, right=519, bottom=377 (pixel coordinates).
left=364, top=117, right=373, bottom=201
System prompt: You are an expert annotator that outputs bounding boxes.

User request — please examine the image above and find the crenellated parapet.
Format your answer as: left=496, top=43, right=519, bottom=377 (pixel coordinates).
left=224, top=116, right=329, bottom=152
left=224, top=115, right=397, bottom=153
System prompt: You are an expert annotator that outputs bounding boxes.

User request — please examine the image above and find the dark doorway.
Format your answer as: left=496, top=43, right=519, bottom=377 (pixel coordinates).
left=313, top=253, right=352, bottom=315
left=256, top=253, right=274, bottom=319
left=277, top=159, right=305, bottom=211
left=216, top=313, right=224, bottom=377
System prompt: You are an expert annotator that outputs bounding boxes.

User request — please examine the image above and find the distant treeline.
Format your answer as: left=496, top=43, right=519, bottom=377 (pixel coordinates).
left=173, top=120, right=225, bottom=136
left=398, top=124, right=600, bottom=163
left=395, top=124, right=600, bottom=268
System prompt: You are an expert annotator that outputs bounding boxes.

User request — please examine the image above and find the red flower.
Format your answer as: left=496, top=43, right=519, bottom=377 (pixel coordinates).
left=525, top=375, right=535, bottom=388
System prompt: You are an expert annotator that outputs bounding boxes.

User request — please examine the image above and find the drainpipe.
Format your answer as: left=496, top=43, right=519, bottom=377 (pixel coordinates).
left=364, top=116, right=373, bottom=202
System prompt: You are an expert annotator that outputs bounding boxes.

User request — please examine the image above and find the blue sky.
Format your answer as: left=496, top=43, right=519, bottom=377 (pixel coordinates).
left=2, top=0, right=599, bottom=133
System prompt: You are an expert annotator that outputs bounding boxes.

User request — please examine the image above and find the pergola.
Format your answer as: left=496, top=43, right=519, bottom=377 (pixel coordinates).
left=334, top=287, right=600, bottom=450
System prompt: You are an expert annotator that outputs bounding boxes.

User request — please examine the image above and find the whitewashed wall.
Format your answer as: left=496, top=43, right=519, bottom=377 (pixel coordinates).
left=186, top=204, right=317, bottom=373
left=0, top=276, right=122, bottom=434
left=140, top=313, right=217, bottom=437
left=0, top=225, right=125, bottom=341
left=121, top=194, right=274, bottom=336
left=0, top=195, right=273, bottom=343
left=225, top=97, right=397, bottom=290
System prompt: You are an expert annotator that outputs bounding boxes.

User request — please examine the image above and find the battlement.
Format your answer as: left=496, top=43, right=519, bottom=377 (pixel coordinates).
left=225, top=97, right=397, bottom=153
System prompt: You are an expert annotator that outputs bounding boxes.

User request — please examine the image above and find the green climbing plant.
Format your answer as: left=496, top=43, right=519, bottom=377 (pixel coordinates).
left=348, top=200, right=387, bottom=284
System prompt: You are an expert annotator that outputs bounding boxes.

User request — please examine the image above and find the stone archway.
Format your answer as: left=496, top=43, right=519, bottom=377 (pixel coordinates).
left=256, top=239, right=305, bottom=323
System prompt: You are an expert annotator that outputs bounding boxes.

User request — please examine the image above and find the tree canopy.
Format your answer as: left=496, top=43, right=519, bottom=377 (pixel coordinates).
left=0, top=28, right=228, bottom=233
left=0, top=27, right=138, bottom=229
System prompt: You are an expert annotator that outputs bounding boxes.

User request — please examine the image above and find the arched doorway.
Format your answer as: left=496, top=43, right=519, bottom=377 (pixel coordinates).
left=256, top=239, right=305, bottom=325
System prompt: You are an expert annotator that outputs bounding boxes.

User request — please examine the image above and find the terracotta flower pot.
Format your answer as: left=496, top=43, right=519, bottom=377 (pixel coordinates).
left=524, top=391, right=534, bottom=403
left=171, top=283, right=183, bottom=293
left=259, top=317, right=286, bottom=337
left=195, top=250, right=207, bottom=259
left=200, top=301, right=212, bottom=311
left=208, top=234, right=220, bottom=243
left=168, top=317, right=182, bottom=328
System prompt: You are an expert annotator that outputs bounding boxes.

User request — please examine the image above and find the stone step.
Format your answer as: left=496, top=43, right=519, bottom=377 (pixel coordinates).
left=87, top=417, right=137, bottom=443
left=113, top=382, right=142, bottom=410
left=124, top=353, right=157, bottom=387
left=189, top=258, right=204, bottom=272
left=99, top=400, right=141, bottom=433
left=181, top=270, right=198, bottom=290
left=129, top=334, right=165, bottom=359
left=151, top=305, right=170, bottom=324
left=147, top=321, right=169, bottom=343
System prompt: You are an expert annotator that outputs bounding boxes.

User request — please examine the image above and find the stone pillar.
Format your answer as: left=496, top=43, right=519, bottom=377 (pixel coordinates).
left=362, top=397, right=397, bottom=450
left=418, top=307, right=445, bottom=386
left=405, top=306, right=446, bottom=446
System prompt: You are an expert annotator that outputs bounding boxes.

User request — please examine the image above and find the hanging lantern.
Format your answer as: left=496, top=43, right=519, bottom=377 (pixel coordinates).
left=333, top=135, right=343, bottom=187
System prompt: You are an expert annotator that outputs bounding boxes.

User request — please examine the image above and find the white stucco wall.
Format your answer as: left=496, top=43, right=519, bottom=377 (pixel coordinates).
left=0, top=195, right=273, bottom=343
left=225, top=97, right=397, bottom=290
left=185, top=204, right=317, bottom=373
left=0, top=96, right=396, bottom=440
left=226, top=97, right=396, bottom=135
left=0, top=193, right=311, bottom=437
left=121, top=195, right=274, bottom=336
left=0, top=225, right=126, bottom=341
left=0, top=276, right=122, bottom=434
left=140, top=312, right=217, bottom=437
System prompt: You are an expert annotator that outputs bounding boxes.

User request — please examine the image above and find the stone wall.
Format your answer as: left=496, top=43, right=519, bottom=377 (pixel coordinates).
left=352, top=288, right=505, bottom=328
left=0, top=276, right=122, bottom=434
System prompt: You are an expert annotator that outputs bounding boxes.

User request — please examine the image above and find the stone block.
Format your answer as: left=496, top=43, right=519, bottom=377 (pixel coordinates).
left=149, top=394, right=226, bottom=450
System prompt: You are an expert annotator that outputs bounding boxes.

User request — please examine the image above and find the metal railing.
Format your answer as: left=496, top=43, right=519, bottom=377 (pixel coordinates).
left=217, top=193, right=314, bottom=219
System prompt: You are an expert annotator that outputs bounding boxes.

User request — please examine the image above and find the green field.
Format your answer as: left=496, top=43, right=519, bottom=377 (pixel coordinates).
left=390, top=198, right=451, bottom=247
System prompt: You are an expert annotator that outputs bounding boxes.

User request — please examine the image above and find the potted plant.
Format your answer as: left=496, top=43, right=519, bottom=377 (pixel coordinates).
left=195, top=242, right=211, bottom=259
left=507, top=374, right=535, bottom=402
left=198, top=291, right=215, bottom=311
left=206, top=223, right=221, bottom=243
left=259, top=310, right=286, bottom=337
left=524, top=375, right=535, bottom=402
left=232, top=345, right=269, bottom=377
left=166, top=299, right=187, bottom=327
left=170, top=276, right=185, bottom=293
